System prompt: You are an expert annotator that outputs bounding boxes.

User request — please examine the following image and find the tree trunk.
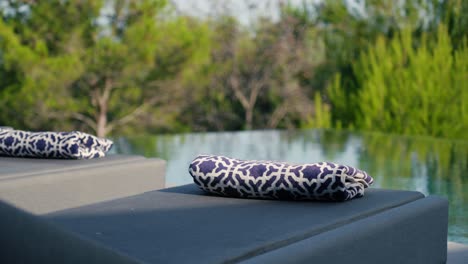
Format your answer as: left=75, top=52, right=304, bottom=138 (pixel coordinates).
left=96, top=110, right=107, bottom=138
left=95, top=78, right=112, bottom=138
left=245, top=108, right=253, bottom=130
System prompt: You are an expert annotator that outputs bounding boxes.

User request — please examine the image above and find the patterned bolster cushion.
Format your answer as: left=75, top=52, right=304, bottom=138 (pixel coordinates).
left=189, top=155, right=374, bottom=201
left=0, top=129, right=113, bottom=159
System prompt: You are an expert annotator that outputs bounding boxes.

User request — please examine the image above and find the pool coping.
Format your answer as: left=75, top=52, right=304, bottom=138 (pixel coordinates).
left=448, top=241, right=468, bottom=264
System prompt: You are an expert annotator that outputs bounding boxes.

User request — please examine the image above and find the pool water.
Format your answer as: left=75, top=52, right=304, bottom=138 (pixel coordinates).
left=113, top=129, right=468, bottom=244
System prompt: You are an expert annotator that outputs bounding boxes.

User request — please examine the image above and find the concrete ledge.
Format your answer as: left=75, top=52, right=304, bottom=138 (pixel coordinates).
left=0, top=155, right=165, bottom=214
left=448, top=242, right=468, bottom=264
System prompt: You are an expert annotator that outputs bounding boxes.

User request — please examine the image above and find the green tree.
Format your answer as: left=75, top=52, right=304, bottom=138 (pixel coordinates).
left=288, top=0, right=454, bottom=128
left=437, top=0, right=468, bottom=49
left=330, top=24, right=468, bottom=139
left=176, top=16, right=243, bottom=131
left=180, top=10, right=330, bottom=132
left=0, top=0, right=210, bottom=136
left=0, top=0, right=102, bottom=130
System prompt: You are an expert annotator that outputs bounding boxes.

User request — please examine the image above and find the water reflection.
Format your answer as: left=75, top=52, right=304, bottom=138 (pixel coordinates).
left=113, top=129, right=468, bottom=244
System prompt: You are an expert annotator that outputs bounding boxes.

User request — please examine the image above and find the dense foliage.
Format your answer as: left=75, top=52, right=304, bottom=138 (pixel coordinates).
left=329, top=25, right=468, bottom=138
left=0, top=0, right=466, bottom=139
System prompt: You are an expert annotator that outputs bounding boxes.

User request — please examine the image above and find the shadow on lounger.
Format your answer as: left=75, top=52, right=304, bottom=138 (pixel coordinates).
left=0, top=199, right=137, bottom=264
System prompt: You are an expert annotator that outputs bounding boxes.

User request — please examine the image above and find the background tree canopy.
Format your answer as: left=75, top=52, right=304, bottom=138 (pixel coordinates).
left=0, top=0, right=466, bottom=139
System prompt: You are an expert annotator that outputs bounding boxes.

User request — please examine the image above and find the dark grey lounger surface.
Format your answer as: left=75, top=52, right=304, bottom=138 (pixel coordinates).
left=40, top=184, right=448, bottom=264
left=0, top=200, right=138, bottom=264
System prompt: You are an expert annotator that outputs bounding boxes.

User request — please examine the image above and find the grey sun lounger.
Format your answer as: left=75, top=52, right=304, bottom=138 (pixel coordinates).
left=0, top=184, right=448, bottom=264
left=0, top=155, right=165, bottom=214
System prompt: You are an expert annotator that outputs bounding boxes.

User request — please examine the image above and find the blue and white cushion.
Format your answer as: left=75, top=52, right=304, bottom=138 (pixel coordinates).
left=189, top=155, right=374, bottom=201
left=0, top=128, right=113, bottom=159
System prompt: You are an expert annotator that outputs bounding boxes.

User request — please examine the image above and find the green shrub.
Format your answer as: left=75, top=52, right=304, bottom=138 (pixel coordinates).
left=329, top=24, right=468, bottom=139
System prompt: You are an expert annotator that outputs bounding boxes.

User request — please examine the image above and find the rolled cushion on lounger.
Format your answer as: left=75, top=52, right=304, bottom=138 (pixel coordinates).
left=0, top=129, right=113, bottom=159
left=189, top=155, right=374, bottom=201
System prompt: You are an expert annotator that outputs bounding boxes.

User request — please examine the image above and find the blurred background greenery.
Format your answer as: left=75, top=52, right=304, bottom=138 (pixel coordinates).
left=1, top=0, right=466, bottom=139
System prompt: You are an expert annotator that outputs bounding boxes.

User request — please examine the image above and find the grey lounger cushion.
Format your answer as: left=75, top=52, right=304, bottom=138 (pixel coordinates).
left=44, top=184, right=448, bottom=264
left=0, top=155, right=166, bottom=214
